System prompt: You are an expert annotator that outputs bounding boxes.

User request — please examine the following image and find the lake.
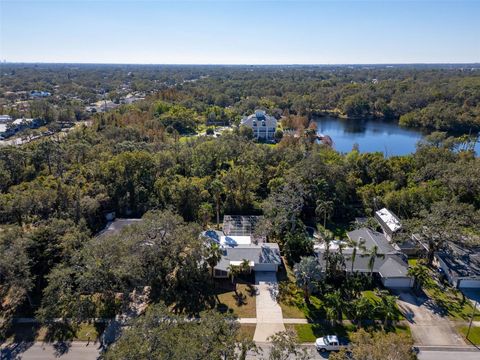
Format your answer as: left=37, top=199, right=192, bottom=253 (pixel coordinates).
left=314, top=117, right=479, bottom=156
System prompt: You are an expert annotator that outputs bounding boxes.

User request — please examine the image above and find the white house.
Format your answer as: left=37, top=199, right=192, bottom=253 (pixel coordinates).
left=201, top=215, right=282, bottom=278
left=241, top=110, right=277, bottom=141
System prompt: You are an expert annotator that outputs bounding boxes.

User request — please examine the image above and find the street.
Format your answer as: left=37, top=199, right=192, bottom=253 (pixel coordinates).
left=418, top=350, right=480, bottom=360
left=0, top=342, right=101, bottom=360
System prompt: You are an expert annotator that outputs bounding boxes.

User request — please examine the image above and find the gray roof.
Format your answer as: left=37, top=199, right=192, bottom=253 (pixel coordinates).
left=436, top=244, right=480, bottom=278
left=241, top=111, right=277, bottom=129
left=316, top=252, right=409, bottom=278
left=215, top=243, right=282, bottom=271
left=347, top=228, right=397, bottom=254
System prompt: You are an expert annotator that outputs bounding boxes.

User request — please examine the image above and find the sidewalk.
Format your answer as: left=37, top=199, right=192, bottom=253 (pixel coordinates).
left=238, top=318, right=308, bottom=324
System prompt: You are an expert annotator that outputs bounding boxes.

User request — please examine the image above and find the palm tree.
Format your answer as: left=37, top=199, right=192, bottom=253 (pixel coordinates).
left=324, top=290, right=344, bottom=323
left=316, top=199, right=334, bottom=229
left=379, top=294, right=399, bottom=329
left=210, top=178, right=224, bottom=229
left=206, top=243, right=223, bottom=278
left=349, top=237, right=366, bottom=274
left=293, top=256, right=323, bottom=305
left=366, top=245, right=385, bottom=277
left=408, top=262, right=430, bottom=295
left=352, top=296, right=373, bottom=328
left=228, top=259, right=251, bottom=294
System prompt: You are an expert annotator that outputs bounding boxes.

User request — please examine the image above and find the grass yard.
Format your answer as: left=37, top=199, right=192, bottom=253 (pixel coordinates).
left=457, top=325, right=480, bottom=345
left=237, top=324, right=256, bottom=341
left=5, top=322, right=102, bottom=343
left=287, top=322, right=412, bottom=343
left=279, top=301, right=307, bottom=319
left=424, top=286, right=480, bottom=321
left=216, top=283, right=257, bottom=318
left=286, top=323, right=357, bottom=343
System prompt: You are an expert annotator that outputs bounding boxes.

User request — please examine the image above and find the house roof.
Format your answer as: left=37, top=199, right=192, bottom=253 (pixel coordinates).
left=375, top=208, right=402, bottom=233
left=436, top=244, right=480, bottom=278
left=215, top=243, right=282, bottom=271
left=315, top=251, right=409, bottom=278
left=241, top=111, right=277, bottom=128
left=347, top=228, right=397, bottom=254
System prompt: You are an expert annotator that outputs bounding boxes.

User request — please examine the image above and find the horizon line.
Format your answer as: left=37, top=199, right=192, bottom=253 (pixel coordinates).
left=2, top=61, right=480, bottom=66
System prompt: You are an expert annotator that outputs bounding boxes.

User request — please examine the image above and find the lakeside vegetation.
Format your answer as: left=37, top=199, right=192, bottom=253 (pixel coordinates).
left=0, top=64, right=479, bottom=358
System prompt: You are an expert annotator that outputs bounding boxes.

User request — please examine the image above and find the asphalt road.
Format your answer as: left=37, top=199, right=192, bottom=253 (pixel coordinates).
left=418, top=350, right=480, bottom=360
left=0, top=342, right=101, bottom=360
left=2, top=342, right=479, bottom=359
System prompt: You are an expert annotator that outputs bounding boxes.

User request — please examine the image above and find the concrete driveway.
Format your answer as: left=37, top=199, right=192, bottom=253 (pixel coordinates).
left=396, top=292, right=465, bottom=346
left=253, top=272, right=285, bottom=342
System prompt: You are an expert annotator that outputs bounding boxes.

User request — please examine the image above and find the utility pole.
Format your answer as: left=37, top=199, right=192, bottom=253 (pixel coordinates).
left=466, top=300, right=478, bottom=340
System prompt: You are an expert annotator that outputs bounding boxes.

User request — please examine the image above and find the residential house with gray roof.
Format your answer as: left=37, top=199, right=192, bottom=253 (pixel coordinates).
left=436, top=244, right=480, bottom=289
left=315, top=227, right=413, bottom=289
left=201, top=215, right=282, bottom=278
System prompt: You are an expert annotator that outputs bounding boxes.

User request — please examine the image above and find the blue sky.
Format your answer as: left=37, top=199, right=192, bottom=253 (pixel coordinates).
left=1, top=0, right=479, bottom=64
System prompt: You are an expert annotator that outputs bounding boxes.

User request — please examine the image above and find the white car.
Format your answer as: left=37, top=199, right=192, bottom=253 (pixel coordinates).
left=315, top=335, right=348, bottom=352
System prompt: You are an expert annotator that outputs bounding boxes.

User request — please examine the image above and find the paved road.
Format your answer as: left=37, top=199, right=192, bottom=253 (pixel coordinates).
left=418, top=350, right=480, bottom=360
left=396, top=292, right=465, bottom=346
left=253, top=272, right=285, bottom=342
left=1, top=342, right=101, bottom=360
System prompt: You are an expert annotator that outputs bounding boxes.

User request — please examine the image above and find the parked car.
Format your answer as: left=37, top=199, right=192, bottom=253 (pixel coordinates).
left=315, top=335, right=349, bottom=352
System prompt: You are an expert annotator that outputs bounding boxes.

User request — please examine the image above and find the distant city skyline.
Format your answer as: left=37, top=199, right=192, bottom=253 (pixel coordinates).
left=1, top=0, right=479, bottom=64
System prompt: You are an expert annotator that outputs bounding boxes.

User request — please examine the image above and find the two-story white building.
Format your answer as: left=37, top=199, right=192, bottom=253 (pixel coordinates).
left=241, top=110, right=277, bottom=141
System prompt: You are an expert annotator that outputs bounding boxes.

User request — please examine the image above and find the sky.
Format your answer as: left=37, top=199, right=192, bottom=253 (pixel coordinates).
left=1, top=0, right=479, bottom=64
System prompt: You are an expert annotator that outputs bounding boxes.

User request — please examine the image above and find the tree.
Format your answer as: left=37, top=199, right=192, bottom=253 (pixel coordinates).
left=324, top=290, right=344, bottom=323
left=205, top=242, right=223, bottom=279
left=228, top=259, right=251, bottom=294
left=330, top=329, right=415, bottom=360
left=283, top=229, right=314, bottom=264
left=262, top=180, right=305, bottom=236
left=209, top=178, right=225, bottom=228
left=293, top=257, right=323, bottom=305
left=198, top=202, right=213, bottom=228
left=366, top=245, right=385, bottom=277
left=349, top=237, right=366, bottom=273
left=316, top=199, right=334, bottom=229
left=408, top=200, right=477, bottom=265
left=105, top=303, right=241, bottom=360
left=267, top=329, right=311, bottom=360
left=408, top=262, right=430, bottom=294
left=350, top=296, right=373, bottom=328
left=378, top=292, right=399, bottom=329
left=0, top=228, right=33, bottom=335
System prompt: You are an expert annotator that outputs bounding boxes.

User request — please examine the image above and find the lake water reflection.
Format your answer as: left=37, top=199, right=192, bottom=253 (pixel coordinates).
left=314, top=117, right=478, bottom=156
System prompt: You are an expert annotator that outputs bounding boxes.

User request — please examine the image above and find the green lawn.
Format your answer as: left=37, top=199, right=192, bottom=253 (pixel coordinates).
left=216, top=283, right=257, bottom=318
left=6, top=322, right=102, bottom=343
left=287, top=322, right=412, bottom=343
left=279, top=301, right=306, bottom=319
left=238, top=324, right=256, bottom=341
left=286, top=323, right=357, bottom=343
left=424, top=286, right=480, bottom=321
left=457, top=326, right=480, bottom=345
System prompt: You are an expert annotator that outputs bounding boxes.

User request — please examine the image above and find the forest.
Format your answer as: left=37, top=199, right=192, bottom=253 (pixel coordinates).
left=1, top=64, right=480, bottom=132
left=0, top=64, right=479, bottom=357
